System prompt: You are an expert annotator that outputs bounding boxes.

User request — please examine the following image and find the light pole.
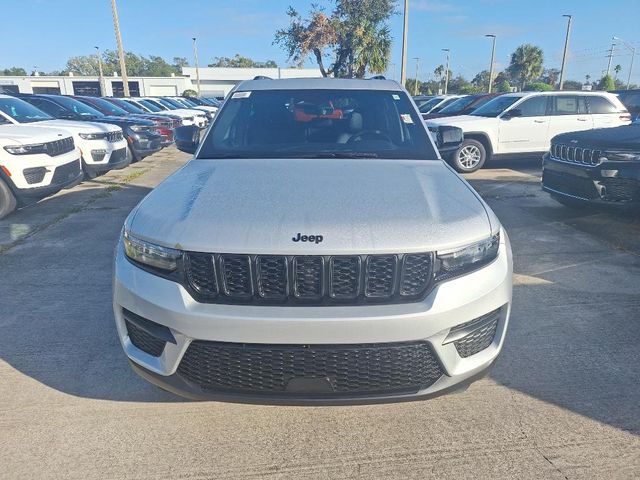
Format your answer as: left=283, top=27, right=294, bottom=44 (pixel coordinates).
left=111, top=0, right=130, bottom=97
left=606, top=39, right=616, bottom=76
left=95, top=46, right=105, bottom=96
left=400, top=0, right=409, bottom=86
left=192, top=37, right=201, bottom=96
left=558, top=15, right=572, bottom=90
left=442, top=49, right=450, bottom=94
left=485, top=34, right=496, bottom=93
left=413, top=57, right=420, bottom=95
left=613, top=36, right=636, bottom=90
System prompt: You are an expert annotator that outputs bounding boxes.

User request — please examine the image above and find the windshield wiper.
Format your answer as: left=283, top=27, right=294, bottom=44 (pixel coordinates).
left=298, top=152, right=379, bottom=159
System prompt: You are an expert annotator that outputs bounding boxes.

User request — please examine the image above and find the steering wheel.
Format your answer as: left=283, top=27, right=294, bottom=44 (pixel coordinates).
left=347, top=130, right=392, bottom=144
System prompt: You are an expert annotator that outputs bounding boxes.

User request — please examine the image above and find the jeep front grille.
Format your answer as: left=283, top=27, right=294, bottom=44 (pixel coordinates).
left=183, top=252, right=434, bottom=305
left=550, top=143, right=602, bottom=166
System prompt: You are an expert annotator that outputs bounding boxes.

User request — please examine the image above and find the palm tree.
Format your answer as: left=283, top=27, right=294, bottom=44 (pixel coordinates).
left=352, top=21, right=391, bottom=77
left=507, top=44, right=544, bottom=90
left=614, top=64, right=622, bottom=78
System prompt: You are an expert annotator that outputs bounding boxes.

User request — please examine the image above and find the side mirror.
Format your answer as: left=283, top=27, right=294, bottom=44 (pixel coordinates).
left=434, top=125, right=463, bottom=151
left=502, top=109, right=522, bottom=119
left=174, top=125, right=200, bottom=154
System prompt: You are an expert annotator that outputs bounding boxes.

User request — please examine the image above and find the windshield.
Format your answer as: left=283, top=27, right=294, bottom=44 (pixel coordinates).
left=0, top=97, right=53, bottom=123
left=159, top=98, right=183, bottom=108
left=155, top=99, right=178, bottom=110
left=112, top=98, right=145, bottom=114
left=197, top=89, right=437, bottom=160
left=471, top=96, right=521, bottom=117
left=439, top=95, right=479, bottom=114
left=419, top=97, right=445, bottom=113
left=137, top=99, right=162, bottom=112
left=84, top=97, right=128, bottom=116
left=176, top=98, right=197, bottom=107
left=50, top=96, right=104, bottom=118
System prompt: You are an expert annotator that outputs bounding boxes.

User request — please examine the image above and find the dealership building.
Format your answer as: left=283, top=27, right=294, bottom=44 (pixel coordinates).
left=0, top=67, right=323, bottom=99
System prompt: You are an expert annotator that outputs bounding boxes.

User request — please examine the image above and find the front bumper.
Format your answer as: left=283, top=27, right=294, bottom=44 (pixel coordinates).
left=129, top=134, right=163, bottom=159
left=542, top=153, right=640, bottom=208
left=113, top=232, right=513, bottom=403
left=83, top=147, right=130, bottom=175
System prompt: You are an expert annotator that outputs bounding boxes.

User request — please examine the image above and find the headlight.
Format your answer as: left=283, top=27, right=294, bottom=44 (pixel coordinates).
left=184, top=116, right=194, bottom=122
left=435, top=233, right=500, bottom=281
left=3, top=143, right=47, bottom=155
left=79, top=132, right=106, bottom=140
left=599, top=150, right=640, bottom=162
left=129, top=124, right=147, bottom=132
left=123, top=231, right=180, bottom=272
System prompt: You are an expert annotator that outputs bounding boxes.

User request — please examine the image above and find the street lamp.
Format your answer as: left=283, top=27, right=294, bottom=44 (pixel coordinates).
left=413, top=57, right=420, bottom=95
left=613, top=36, right=636, bottom=90
left=558, top=15, right=572, bottom=90
left=485, top=35, right=496, bottom=93
left=95, top=46, right=105, bottom=96
left=400, top=0, right=409, bottom=86
left=442, top=49, right=450, bottom=94
left=192, top=37, right=201, bottom=96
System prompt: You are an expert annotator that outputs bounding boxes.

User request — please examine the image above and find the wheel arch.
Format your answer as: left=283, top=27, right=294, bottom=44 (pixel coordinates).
left=463, top=132, right=493, bottom=158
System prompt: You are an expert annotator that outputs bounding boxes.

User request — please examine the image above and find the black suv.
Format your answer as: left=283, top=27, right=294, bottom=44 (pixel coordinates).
left=16, top=94, right=162, bottom=162
left=542, top=124, right=640, bottom=209
left=613, top=89, right=640, bottom=122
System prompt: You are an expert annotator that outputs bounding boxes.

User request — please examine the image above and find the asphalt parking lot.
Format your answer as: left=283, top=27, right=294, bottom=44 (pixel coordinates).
left=1, top=148, right=639, bottom=479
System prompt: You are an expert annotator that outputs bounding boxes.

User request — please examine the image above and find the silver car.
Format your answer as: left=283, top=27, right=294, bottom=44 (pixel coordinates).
left=113, top=78, right=513, bottom=404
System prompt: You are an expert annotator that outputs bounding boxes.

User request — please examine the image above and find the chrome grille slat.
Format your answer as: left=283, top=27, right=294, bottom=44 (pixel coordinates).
left=183, top=253, right=435, bottom=305
left=550, top=143, right=603, bottom=167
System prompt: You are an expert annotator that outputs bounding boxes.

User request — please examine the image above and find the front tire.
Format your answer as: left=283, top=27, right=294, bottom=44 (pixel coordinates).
left=0, top=178, right=18, bottom=220
left=451, top=139, right=487, bottom=173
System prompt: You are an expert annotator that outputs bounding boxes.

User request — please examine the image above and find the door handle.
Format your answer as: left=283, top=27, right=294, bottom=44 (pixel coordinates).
left=534, top=119, right=546, bottom=123
left=577, top=118, right=588, bottom=121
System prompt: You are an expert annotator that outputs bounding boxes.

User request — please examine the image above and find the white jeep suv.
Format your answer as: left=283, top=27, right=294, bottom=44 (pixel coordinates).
left=0, top=95, right=129, bottom=178
left=428, top=91, right=631, bottom=172
left=113, top=78, right=513, bottom=403
left=0, top=123, right=82, bottom=218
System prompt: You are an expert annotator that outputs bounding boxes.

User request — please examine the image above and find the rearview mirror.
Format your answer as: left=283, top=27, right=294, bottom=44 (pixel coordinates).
left=174, top=125, right=201, bottom=154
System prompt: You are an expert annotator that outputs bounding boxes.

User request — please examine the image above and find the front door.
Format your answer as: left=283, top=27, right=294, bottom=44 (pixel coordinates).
left=497, top=95, right=550, bottom=153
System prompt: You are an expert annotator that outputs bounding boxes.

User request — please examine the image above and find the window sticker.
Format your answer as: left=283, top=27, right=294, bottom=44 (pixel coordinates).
left=392, top=94, right=401, bottom=100
left=400, top=113, right=414, bottom=124
left=232, top=91, right=251, bottom=99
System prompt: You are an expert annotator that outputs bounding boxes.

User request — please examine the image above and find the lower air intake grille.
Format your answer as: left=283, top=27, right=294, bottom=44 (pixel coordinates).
left=183, top=252, right=435, bottom=305
left=51, top=160, right=80, bottom=184
left=177, top=341, right=444, bottom=396
left=23, top=167, right=47, bottom=185
left=450, top=308, right=502, bottom=358
left=125, top=320, right=166, bottom=357
left=542, top=169, right=599, bottom=200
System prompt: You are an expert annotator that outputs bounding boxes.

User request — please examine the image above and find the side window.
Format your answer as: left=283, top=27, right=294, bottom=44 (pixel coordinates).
left=588, top=96, right=622, bottom=114
left=0, top=115, right=9, bottom=124
left=551, top=96, right=580, bottom=115
left=517, top=96, right=548, bottom=117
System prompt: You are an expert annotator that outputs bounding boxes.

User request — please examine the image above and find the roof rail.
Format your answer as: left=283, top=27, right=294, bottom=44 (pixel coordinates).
left=253, top=75, right=272, bottom=80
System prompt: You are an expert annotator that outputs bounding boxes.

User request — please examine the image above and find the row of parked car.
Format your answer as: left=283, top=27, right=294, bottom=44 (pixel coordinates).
left=0, top=93, right=220, bottom=219
left=418, top=90, right=640, bottom=210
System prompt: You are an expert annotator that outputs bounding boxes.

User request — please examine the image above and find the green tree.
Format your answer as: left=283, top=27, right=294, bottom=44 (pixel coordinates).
left=562, top=80, right=582, bottom=91
left=274, top=0, right=394, bottom=78
left=1, top=67, right=28, bottom=76
left=65, top=50, right=182, bottom=77
left=173, top=57, right=189, bottom=71
left=471, top=70, right=490, bottom=91
left=541, top=68, right=560, bottom=86
left=524, top=82, right=554, bottom=92
left=182, top=89, right=198, bottom=97
left=507, top=44, right=544, bottom=90
left=597, top=74, right=615, bottom=91
left=209, top=54, right=277, bottom=68
left=497, top=79, right=512, bottom=92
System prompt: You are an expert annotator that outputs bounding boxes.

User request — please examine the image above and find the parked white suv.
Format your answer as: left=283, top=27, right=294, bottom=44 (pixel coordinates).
left=0, top=95, right=129, bottom=178
left=123, top=98, right=202, bottom=127
left=427, top=91, right=632, bottom=172
left=0, top=123, right=82, bottom=218
left=113, top=78, right=513, bottom=403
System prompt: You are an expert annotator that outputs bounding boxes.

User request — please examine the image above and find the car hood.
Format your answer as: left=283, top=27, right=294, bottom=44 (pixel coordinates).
left=37, top=119, right=121, bottom=133
left=127, top=158, right=495, bottom=254
left=96, top=116, right=155, bottom=126
left=0, top=124, right=73, bottom=144
left=553, top=124, right=640, bottom=150
left=426, top=115, right=496, bottom=130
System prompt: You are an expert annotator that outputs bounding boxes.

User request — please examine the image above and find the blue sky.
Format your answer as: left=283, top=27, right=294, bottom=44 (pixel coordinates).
left=1, top=0, right=638, bottom=84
